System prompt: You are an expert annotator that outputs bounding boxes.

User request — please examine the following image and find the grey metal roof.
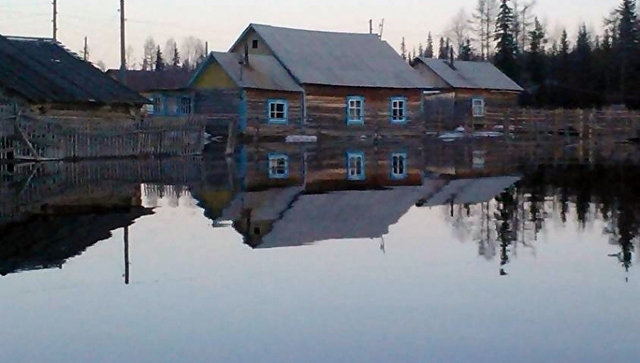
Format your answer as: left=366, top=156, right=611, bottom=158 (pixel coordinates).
left=0, top=35, right=147, bottom=105
left=415, top=57, right=524, bottom=92
left=204, top=52, right=302, bottom=92
left=235, top=24, right=431, bottom=89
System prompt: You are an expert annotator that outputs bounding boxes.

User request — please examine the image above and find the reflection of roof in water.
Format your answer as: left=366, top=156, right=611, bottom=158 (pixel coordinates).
left=254, top=177, right=520, bottom=249
left=0, top=207, right=152, bottom=276
left=220, top=187, right=304, bottom=222
left=420, top=176, right=521, bottom=207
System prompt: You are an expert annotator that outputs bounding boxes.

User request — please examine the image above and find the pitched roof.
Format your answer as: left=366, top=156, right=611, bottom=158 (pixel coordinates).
left=106, top=69, right=194, bottom=92
left=414, top=57, right=524, bottom=92
left=232, top=24, right=431, bottom=89
left=0, top=35, right=147, bottom=105
left=190, top=52, right=302, bottom=92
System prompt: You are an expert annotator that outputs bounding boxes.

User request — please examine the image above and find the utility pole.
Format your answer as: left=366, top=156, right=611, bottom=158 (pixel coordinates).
left=52, top=0, right=57, bottom=41
left=83, top=36, right=88, bottom=61
left=124, top=225, right=130, bottom=285
left=119, top=0, right=127, bottom=84
left=369, top=19, right=373, bottom=34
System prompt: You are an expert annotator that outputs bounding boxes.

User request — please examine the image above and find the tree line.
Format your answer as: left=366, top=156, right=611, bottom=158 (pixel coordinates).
left=126, top=36, right=207, bottom=72
left=405, top=0, right=640, bottom=109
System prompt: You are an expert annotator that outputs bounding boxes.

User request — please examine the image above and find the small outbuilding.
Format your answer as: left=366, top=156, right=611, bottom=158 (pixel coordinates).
left=412, top=57, right=523, bottom=128
left=106, top=69, right=195, bottom=117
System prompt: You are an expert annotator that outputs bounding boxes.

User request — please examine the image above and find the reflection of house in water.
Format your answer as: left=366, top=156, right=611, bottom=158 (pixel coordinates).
left=216, top=142, right=522, bottom=249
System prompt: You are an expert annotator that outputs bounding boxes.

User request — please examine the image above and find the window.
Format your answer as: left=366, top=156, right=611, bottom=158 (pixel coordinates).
left=149, top=96, right=161, bottom=115
left=268, top=99, right=288, bottom=124
left=268, top=154, right=289, bottom=179
left=346, top=152, right=365, bottom=181
left=252, top=39, right=259, bottom=49
left=390, top=97, right=407, bottom=123
left=346, top=96, right=364, bottom=125
left=390, top=153, right=407, bottom=179
left=472, top=98, right=485, bottom=117
left=180, top=97, right=192, bottom=115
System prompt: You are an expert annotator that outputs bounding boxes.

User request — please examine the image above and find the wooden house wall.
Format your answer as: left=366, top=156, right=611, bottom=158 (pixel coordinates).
left=230, top=28, right=274, bottom=57
left=424, top=89, right=520, bottom=129
left=240, top=143, right=306, bottom=190
left=191, top=61, right=237, bottom=89
left=304, top=142, right=423, bottom=192
left=304, top=85, right=424, bottom=137
left=453, top=90, right=520, bottom=128
left=245, top=89, right=304, bottom=136
left=194, top=89, right=241, bottom=135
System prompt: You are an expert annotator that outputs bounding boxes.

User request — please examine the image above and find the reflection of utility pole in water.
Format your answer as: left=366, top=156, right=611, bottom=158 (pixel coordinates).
left=124, top=226, right=130, bottom=285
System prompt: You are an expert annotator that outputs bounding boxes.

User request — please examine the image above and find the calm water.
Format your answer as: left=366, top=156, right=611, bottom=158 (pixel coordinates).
left=1, top=142, right=639, bottom=363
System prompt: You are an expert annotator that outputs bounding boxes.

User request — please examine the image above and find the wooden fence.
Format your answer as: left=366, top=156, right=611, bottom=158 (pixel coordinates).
left=0, top=107, right=205, bottom=162
left=427, top=108, right=640, bottom=145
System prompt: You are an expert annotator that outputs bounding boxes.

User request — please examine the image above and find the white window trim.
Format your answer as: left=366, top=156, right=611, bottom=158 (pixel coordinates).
left=268, top=99, right=288, bottom=124
left=268, top=154, right=289, bottom=179
left=390, top=152, right=408, bottom=179
left=347, top=96, right=365, bottom=125
left=390, top=97, right=407, bottom=123
left=472, top=98, right=485, bottom=118
left=346, top=152, right=365, bottom=180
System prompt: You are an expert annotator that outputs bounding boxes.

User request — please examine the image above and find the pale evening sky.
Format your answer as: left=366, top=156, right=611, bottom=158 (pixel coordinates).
left=0, top=0, right=622, bottom=68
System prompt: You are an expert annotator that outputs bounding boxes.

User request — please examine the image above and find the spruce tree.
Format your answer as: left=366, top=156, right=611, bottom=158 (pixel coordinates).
left=527, top=19, right=546, bottom=83
left=155, top=46, right=165, bottom=72
left=400, top=37, right=407, bottom=61
left=438, top=37, right=448, bottom=59
left=425, top=32, right=434, bottom=58
left=459, top=39, right=473, bottom=60
left=171, top=47, right=180, bottom=69
left=615, top=0, right=639, bottom=106
left=494, top=0, right=519, bottom=80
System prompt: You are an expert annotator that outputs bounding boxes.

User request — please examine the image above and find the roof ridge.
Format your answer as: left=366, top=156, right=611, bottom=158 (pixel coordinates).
left=250, top=23, right=376, bottom=36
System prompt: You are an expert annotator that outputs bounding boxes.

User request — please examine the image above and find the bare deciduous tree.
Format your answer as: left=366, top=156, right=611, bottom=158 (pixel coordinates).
left=180, top=36, right=205, bottom=71
left=142, top=37, right=157, bottom=71
left=447, top=8, right=471, bottom=56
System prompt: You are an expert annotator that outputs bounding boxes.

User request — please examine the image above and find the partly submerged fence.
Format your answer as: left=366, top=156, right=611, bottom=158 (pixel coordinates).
left=1, top=110, right=205, bottom=162
left=427, top=108, right=640, bottom=145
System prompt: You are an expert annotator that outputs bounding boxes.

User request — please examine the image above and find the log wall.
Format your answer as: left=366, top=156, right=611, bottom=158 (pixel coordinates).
left=304, top=85, right=424, bottom=137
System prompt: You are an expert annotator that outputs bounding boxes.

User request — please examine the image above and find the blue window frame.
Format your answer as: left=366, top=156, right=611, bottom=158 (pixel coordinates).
left=390, top=152, right=408, bottom=179
left=268, top=153, right=289, bottom=179
left=267, top=99, right=288, bottom=124
left=390, top=97, right=407, bottom=123
left=346, top=96, right=365, bottom=125
left=346, top=151, right=365, bottom=181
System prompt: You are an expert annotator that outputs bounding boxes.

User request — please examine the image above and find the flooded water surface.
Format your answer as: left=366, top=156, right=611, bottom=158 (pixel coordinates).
left=1, top=142, right=640, bottom=363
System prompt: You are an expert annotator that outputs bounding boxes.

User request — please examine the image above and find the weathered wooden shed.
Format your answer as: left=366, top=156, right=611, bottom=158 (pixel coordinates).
left=0, top=35, right=202, bottom=161
left=210, top=24, right=431, bottom=137
left=412, top=57, right=523, bottom=128
left=189, top=51, right=304, bottom=136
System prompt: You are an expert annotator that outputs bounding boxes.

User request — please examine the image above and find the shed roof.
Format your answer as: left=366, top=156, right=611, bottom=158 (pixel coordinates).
left=232, top=24, right=431, bottom=89
left=414, top=57, right=524, bottom=92
left=0, top=35, right=147, bottom=105
left=191, top=52, right=302, bottom=92
left=106, top=69, right=194, bottom=93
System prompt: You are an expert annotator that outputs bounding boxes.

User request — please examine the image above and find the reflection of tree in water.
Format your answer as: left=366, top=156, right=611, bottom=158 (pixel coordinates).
left=143, top=184, right=190, bottom=207
left=442, top=165, right=640, bottom=277
left=494, top=187, right=518, bottom=276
